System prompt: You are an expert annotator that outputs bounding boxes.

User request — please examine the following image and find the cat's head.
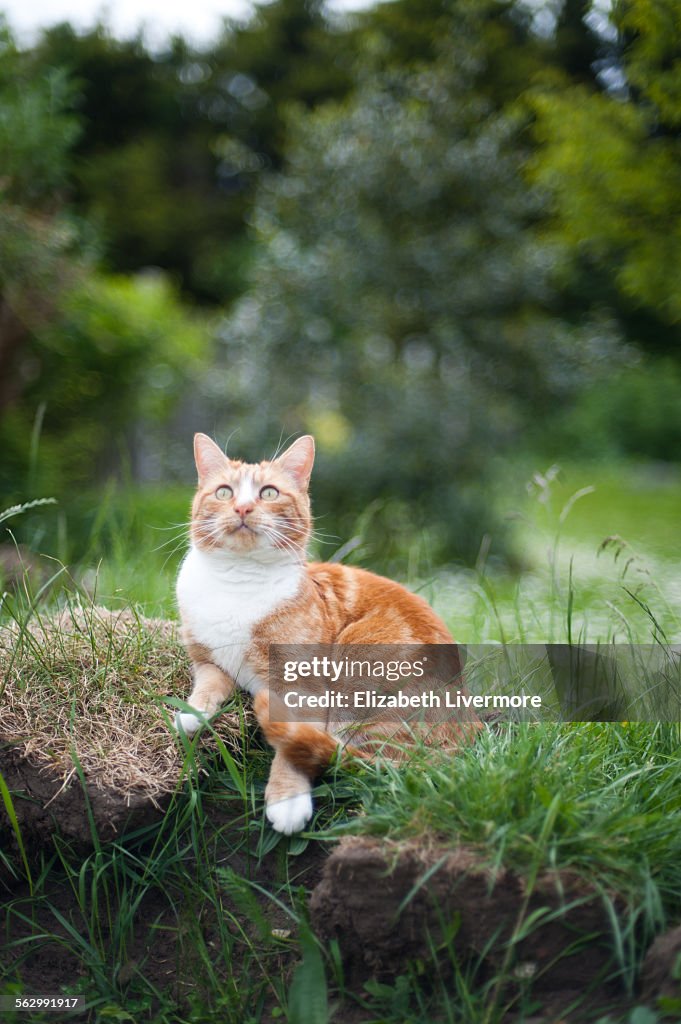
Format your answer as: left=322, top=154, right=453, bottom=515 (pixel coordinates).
left=190, top=433, right=314, bottom=560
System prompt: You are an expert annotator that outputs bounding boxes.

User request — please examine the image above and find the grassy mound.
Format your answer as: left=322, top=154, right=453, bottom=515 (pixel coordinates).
left=0, top=602, right=253, bottom=854
left=2, top=605, right=180, bottom=798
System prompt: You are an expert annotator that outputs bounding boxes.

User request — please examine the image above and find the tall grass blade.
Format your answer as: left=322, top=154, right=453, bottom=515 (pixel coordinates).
left=287, top=920, right=328, bottom=1024
left=0, top=769, right=33, bottom=895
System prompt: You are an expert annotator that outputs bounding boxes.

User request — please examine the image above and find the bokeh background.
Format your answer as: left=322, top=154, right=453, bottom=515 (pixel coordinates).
left=0, top=0, right=679, bottom=629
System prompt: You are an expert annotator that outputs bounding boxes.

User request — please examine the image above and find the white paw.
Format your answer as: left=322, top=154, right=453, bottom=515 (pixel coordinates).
left=174, top=710, right=207, bottom=735
left=265, top=792, right=313, bottom=834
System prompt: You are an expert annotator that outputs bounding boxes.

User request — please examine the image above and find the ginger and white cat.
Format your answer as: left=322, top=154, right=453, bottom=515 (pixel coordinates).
left=176, top=433, right=479, bottom=834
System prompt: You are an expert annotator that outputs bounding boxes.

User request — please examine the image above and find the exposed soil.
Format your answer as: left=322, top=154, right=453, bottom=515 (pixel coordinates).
left=0, top=606, right=243, bottom=858
left=311, top=836, right=637, bottom=1021
left=641, top=923, right=681, bottom=1007
left=0, top=762, right=667, bottom=1024
left=2, top=793, right=328, bottom=1022
left=0, top=743, right=169, bottom=857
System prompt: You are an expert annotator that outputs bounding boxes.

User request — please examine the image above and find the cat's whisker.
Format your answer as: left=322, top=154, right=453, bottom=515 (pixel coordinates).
left=160, top=540, right=192, bottom=572
left=268, top=431, right=298, bottom=462
left=270, top=518, right=338, bottom=546
left=279, top=512, right=328, bottom=524
left=265, top=532, right=301, bottom=554
left=152, top=529, right=191, bottom=553
left=259, top=528, right=308, bottom=561
left=189, top=510, right=334, bottom=558
left=191, top=519, right=229, bottom=549
left=222, top=427, right=241, bottom=458
left=258, top=524, right=303, bottom=557
left=278, top=518, right=336, bottom=536
left=150, top=520, right=193, bottom=531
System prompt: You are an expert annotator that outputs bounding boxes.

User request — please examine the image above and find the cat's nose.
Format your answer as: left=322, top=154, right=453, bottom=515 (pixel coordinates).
left=234, top=502, right=255, bottom=518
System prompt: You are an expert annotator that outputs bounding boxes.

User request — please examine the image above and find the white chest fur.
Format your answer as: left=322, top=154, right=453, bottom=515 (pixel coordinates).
left=176, top=546, right=303, bottom=694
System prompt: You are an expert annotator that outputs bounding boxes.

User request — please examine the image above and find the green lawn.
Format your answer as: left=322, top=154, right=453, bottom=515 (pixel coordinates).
left=420, top=460, right=681, bottom=645
left=522, top=461, right=681, bottom=559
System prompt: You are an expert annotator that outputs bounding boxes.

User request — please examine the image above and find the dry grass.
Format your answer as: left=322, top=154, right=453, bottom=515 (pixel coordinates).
left=0, top=603, right=246, bottom=798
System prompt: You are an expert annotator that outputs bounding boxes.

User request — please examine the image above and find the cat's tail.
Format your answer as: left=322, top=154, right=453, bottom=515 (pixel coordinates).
left=253, top=690, right=369, bottom=775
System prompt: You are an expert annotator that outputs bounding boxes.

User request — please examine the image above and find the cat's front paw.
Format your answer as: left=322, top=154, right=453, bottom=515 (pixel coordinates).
left=266, top=792, right=313, bottom=834
left=174, top=709, right=207, bottom=735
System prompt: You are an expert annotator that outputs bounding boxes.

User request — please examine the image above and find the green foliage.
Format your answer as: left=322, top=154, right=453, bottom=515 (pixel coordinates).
left=0, top=27, right=211, bottom=519
left=207, top=0, right=351, bottom=164
left=530, top=84, right=681, bottom=323
left=0, top=770, right=33, bottom=894
left=1, top=482, right=680, bottom=1021
left=541, top=358, right=681, bottom=461
left=32, top=7, right=352, bottom=303
left=2, top=0, right=681, bottom=566
left=553, top=0, right=604, bottom=84
left=344, top=721, right=681, bottom=985
left=0, top=26, right=86, bottom=320
left=353, top=0, right=554, bottom=107
left=2, top=4, right=681, bottom=1018
left=0, top=204, right=84, bottom=325
left=215, top=37, right=614, bottom=563
left=0, top=272, right=208, bottom=500
left=0, top=66, right=79, bottom=206
left=617, top=0, right=681, bottom=128
left=529, top=0, right=681, bottom=328
left=2, top=554, right=680, bottom=1021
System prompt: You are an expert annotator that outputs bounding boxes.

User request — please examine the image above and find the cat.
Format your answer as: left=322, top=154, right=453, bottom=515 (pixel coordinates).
left=175, top=433, right=481, bottom=834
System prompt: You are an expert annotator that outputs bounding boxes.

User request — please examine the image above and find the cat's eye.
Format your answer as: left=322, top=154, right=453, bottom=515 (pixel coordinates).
left=215, top=485, right=233, bottom=500
left=260, top=485, right=279, bottom=501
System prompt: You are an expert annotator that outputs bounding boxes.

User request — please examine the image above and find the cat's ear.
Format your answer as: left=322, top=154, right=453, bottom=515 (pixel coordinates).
left=275, top=435, right=315, bottom=489
left=194, top=433, right=229, bottom=480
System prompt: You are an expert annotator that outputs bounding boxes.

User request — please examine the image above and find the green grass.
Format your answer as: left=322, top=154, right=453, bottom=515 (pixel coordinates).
left=338, top=723, right=681, bottom=931
left=522, top=461, right=681, bottom=559
left=1, top=459, right=681, bottom=1022
left=420, top=459, right=681, bottom=645
left=2, top=771, right=297, bottom=1021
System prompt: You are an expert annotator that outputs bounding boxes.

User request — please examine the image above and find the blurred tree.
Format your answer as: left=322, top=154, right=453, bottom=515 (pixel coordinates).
left=32, top=4, right=352, bottom=304
left=0, top=273, right=207, bottom=498
left=529, top=0, right=681, bottom=343
left=27, top=0, right=616, bottom=313
left=32, top=25, right=245, bottom=302
left=0, top=25, right=85, bottom=414
left=215, top=37, right=610, bottom=565
left=206, top=0, right=351, bottom=165
left=0, top=26, right=209, bottom=507
left=553, top=0, right=602, bottom=84
left=351, top=0, right=549, bottom=106
left=540, top=357, right=681, bottom=461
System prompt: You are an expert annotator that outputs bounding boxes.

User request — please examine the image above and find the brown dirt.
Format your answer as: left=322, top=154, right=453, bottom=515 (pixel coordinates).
left=1, top=792, right=329, bottom=1022
left=0, top=742, right=170, bottom=855
left=0, top=605, right=669, bottom=1022
left=310, top=836, right=628, bottom=1017
left=641, top=923, right=681, bottom=1007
